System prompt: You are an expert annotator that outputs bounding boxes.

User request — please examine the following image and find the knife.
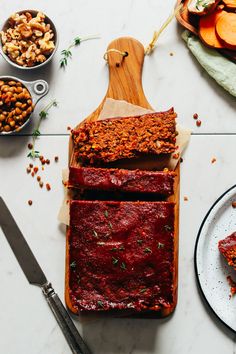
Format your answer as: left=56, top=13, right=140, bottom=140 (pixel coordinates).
left=0, top=197, right=91, bottom=354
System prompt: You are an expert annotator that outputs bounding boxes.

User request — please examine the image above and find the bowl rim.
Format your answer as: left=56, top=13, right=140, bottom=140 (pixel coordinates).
left=0, top=75, right=49, bottom=135
left=0, top=9, right=58, bottom=70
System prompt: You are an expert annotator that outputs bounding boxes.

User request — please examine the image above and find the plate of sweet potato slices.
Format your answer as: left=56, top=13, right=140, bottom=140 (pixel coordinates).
left=176, top=0, right=236, bottom=62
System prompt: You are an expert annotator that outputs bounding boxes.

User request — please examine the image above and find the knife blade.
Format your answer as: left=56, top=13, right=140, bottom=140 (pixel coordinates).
left=0, top=197, right=91, bottom=354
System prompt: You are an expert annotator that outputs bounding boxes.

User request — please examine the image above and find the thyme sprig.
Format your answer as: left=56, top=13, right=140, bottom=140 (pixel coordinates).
left=27, top=100, right=58, bottom=159
left=60, top=35, right=100, bottom=68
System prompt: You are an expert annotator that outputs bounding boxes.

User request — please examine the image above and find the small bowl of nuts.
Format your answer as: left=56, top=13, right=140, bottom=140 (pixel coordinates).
left=0, top=76, right=49, bottom=134
left=0, top=10, right=58, bottom=69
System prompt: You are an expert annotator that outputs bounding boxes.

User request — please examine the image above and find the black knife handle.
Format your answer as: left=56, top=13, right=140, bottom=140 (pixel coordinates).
left=42, top=283, right=92, bottom=354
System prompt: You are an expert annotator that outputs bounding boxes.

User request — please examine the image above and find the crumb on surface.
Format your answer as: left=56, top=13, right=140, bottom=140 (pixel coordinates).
left=232, top=201, right=236, bottom=208
left=28, top=200, right=33, bottom=206
left=196, top=120, right=201, bottom=127
left=211, top=158, right=216, bottom=164
left=184, top=196, right=188, bottom=201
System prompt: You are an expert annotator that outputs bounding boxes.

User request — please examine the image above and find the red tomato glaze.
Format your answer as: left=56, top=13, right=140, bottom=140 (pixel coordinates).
left=69, top=200, right=175, bottom=313
left=69, top=167, right=175, bottom=197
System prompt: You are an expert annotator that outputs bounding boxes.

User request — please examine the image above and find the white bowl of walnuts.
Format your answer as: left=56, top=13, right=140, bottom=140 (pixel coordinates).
left=0, top=10, right=58, bottom=69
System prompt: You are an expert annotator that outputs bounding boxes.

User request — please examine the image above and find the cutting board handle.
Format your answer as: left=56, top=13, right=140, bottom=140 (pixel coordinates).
left=80, top=37, right=153, bottom=126
left=106, top=37, right=152, bottom=109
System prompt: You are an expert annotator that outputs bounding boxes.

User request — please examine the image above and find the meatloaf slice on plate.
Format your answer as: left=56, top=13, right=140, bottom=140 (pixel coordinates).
left=72, top=108, right=177, bottom=165
left=68, top=167, right=175, bottom=197
left=219, top=232, right=236, bottom=270
left=68, top=200, right=175, bottom=314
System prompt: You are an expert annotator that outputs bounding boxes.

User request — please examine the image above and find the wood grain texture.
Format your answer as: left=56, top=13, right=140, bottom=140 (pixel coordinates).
left=176, top=0, right=236, bottom=62
left=66, top=37, right=179, bottom=318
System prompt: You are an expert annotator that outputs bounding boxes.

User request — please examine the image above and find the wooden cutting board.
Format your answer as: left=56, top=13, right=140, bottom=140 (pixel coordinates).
left=176, top=0, right=236, bottom=63
left=66, top=37, right=179, bottom=318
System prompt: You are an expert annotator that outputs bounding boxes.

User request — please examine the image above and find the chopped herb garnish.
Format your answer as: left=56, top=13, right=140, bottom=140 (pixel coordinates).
left=164, top=225, right=172, bottom=232
left=97, top=300, right=104, bottom=308
left=104, top=210, right=109, bottom=218
left=108, top=222, right=113, bottom=229
left=112, top=257, right=119, bottom=265
left=60, top=34, right=100, bottom=68
left=137, top=239, right=143, bottom=245
left=93, top=230, right=98, bottom=238
left=144, top=247, right=152, bottom=254
left=70, top=261, right=76, bottom=269
left=120, top=262, right=126, bottom=270
left=157, top=242, right=165, bottom=249
left=111, top=247, right=117, bottom=251
left=119, top=245, right=125, bottom=251
left=140, top=288, right=147, bottom=293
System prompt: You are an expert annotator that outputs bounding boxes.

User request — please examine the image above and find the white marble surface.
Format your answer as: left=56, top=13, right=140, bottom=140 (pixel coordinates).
left=0, top=0, right=236, bottom=354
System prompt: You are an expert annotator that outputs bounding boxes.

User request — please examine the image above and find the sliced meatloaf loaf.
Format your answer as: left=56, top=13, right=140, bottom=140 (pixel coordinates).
left=69, top=166, right=175, bottom=197
left=68, top=200, right=175, bottom=313
left=72, top=108, right=177, bottom=165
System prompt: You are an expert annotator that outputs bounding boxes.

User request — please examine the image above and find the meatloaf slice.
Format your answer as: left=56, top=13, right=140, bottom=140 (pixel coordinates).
left=218, top=232, right=236, bottom=270
left=69, top=167, right=175, bottom=197
left=72, top=108, right=177, bottom=165
left=68, top=200, right=175, bottom=313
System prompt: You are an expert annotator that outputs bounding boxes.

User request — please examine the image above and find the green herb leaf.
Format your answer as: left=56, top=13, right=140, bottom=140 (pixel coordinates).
left=140, top=288, right=147, bottom=293
left=144, top=247, right=152, bottom=254
left=93, top=230, right=98, bottom=238
left=164, top=225, right=172, bottom=232
left=111, top=247, right=117, bottom=251
left=120, top=262, right=126, bottom=270
left=70, top=260, right=76, bottom=269
left=104, top=210, right=109, bottom=218
left=157, top=242, right=165, bottom=249
left=112, top=257, right=119, bottom=265
left=97, top=300, right=104, bottom=308
left=74, top=37, right=82, bottom=45
left=32, top=129, right=41, bottom=137
left=39, top=111, right=48, bottom=119
left=137, top=239, right=143, bottom=245
left=108, top=222, right=113, bottom=229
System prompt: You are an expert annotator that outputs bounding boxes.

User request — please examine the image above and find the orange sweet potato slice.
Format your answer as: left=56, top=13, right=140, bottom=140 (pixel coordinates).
left=199, top=9, right=225, bottom=48
left=222, top=0, right=236, bottom=9
left=216, top=12, right=236, bottom=48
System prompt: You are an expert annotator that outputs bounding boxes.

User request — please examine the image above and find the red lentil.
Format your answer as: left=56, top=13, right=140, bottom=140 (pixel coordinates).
left=211, top=158, right=216, bottom=164
left=193, top=113, right=198, bottom=120
left=46, top=183, right=51, bottom=191
left=196, top=120, right=202, bottom=127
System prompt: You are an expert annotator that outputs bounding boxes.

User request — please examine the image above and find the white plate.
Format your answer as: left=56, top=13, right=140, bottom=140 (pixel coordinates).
left=195, top=184, right=236, bottom=332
